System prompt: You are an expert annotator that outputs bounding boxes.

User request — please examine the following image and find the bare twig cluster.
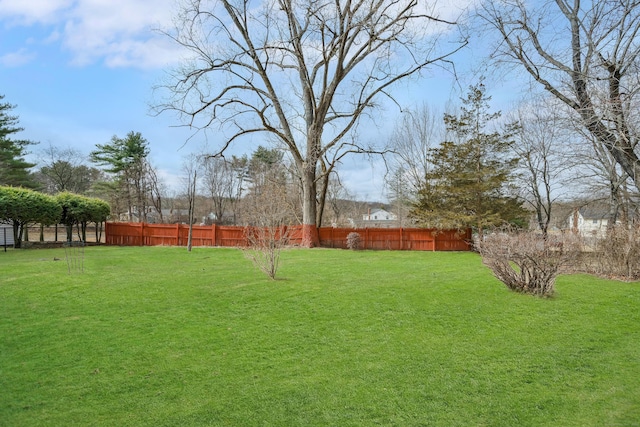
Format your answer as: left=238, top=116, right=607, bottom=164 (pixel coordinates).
left=346, top=232, right=361, bottom=250
left=479, top=230, right=582, bottom=297
left=243, top=225, right=290, bottom=280
left=242, top=179, right=293, bottom=279
left=591, top=225, right=640, bottom=281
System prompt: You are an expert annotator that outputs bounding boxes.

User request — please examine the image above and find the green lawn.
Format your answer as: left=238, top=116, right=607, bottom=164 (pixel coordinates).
left=1, top=246, right=639, bottom=426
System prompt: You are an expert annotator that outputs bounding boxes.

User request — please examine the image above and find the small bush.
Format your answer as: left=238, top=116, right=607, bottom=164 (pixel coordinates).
left=591, top=225, right=640, bottom=281
left=241, top=179, right=292, bottom=279
left=346, top=232, right=361, bottom=250
left=479, top=230, right=581, bottom=297
left=243, top=226, right=289, bottom=279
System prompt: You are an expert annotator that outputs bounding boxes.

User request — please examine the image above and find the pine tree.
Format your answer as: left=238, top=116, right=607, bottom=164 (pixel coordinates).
left=0, top=96, right=38, bottom=188
left=411, top=83, right=527, bottom=240
left=90, top=131, right=151, bottom=221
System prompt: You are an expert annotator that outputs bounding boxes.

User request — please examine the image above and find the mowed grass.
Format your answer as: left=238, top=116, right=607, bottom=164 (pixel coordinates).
left=1, top=247, right=639, bottom=426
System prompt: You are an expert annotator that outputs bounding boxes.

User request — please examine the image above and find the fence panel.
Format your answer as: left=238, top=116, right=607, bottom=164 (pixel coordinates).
left=434, top=229, right=473, bottom=251
left=367, top=229, right=403, bottom=250
left=216, top=226, right=246, bottom=247
left=145, top=223, right=178, bottom=246
left=317, top=227, right=440, bottom=250
left=401, top=229, right=434, bottom=251
left=318, top=228, right=350, bottom=249
left=105, top=222, right=142, bottom=246
left=105, top=222, right=471, bottom=251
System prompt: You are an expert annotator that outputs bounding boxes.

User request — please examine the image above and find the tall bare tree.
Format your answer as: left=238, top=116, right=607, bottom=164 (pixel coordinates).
left=36, top=144, right=102, bottom=195
left=569, top=121, right=640, bottom=225
left=146, top=162, right=166, bottom=223
left=510, top=97, right=574, bottom=236
left=481, top=0, right=640, bottom=192
left=156, top=0, right=466, bottom=246
left=322, top=176, right=352, bottom=227
left=181, top=154, right=200, bottom=251
left=386, top=103, right=445, bottom=194
left=384, top=165, right=412, bottom=226
left=202, top=155, right=247, bottom=224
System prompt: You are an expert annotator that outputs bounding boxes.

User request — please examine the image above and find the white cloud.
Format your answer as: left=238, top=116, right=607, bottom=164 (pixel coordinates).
left=62, top=0, right=184, bottom=68
left=0, top=0, right=477, bottom=70
left=1, top=0, right=182, bottom=69
left=0, top=0, right=74, bottom=25
left=0, top=49, right=36, bottom=67
left=337, top=158, right=389, bottom=201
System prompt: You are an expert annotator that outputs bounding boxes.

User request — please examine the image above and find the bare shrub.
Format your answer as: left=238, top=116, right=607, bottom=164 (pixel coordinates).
left=242, top=180, right=293, bottom=279
left=244, top=225, right=290, bottom=279
left=591, top=225, right=640, bottom=281
left=479, top=230, right=581, bottom=297
left=346, top=232, right=361, bottom=250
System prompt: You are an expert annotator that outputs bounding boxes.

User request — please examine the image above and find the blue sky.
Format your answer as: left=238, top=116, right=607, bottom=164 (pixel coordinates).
left=1, top=0, right=520, bottom=200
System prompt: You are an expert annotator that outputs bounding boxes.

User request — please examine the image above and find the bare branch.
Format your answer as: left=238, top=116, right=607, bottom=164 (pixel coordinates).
left=154, top=0, right=465, bottom=243
left=480, top=0, right=640, bottom=191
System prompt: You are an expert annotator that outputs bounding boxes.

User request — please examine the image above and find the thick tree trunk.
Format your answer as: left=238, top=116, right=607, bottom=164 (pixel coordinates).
left=568, top=19, right=640, bottom=194
left=13, top=222, right=21, bottom=249
left=316, top=172, right=330, bottom=228
left=300, top=165, right=319, bottom=247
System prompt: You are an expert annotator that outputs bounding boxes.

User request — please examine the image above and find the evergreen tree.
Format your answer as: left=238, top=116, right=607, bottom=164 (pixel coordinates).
left=247, top=146, right=286, bottom=195
left=90, top=131, right=151, bottom=221
left=0, top=96, right=38, bottom=188
left=411, top=83, right=527, bottom=240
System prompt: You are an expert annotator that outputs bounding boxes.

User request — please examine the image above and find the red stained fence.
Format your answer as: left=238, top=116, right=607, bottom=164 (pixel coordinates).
left=318, top=227, right=471, bottom=251
left=105, top=222, right=471, bottom=251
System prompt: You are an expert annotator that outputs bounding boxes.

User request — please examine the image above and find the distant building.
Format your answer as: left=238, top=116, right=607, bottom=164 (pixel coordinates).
left=568, top=206, right=612, bottom=237
left=362, top=208, right=397, bottom=222
left=360, top=208, right=399, bottom=228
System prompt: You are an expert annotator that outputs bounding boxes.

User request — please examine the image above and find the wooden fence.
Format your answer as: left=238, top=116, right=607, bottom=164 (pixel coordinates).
left=105, top=222, right=471, bottom=251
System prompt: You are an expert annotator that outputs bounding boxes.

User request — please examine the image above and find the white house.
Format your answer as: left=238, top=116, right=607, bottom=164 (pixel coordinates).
left=568, top=206, right=611, bottom=237
left=358, top=208, right=401, bottom=228
left=363, top=208, right=397, bottom=222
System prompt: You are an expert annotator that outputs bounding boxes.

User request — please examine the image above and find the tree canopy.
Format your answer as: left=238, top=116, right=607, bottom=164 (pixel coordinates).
left=411, top=83, right=527, bottom=238
left=90, top=131, right=153, bottom=221
left=0, top=96, right=38, bottom=189
left=481, top=0, right=640, bottom=193
left=36, top=144, right=103, bottom=195
left=156, top=0, right=466, bottom=246
left=0, top=186, right=61, bottom=248
left=57, top=192, right=111, bottom=242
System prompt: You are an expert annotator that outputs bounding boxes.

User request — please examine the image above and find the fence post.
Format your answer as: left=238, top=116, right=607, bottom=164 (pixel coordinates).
left=175, top=223, right=180, bottom=246
left=140, top=222, right=144, bottom=246
left=212, top=223, right=216, bottom=247
left=400, top=227, right=403, bottom=250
